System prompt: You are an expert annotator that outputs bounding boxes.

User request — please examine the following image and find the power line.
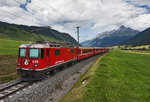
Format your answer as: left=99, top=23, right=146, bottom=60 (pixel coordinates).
left=0, top=1, right=72, bottom=30
left=41, top=0, right=69, bottom=20
left=29, top=26, right=51, bottom=42
left=22, top=0, right=72, bottom=26
left=0, top=2, right=45, bottom=25
left=80, top=36, right=88, bottom=42
left=11, top=0, right=54, bottom=24
left=3, top=0, right=65, bottom=27
left=0, top=9, right=42, bottom=25
left=12, top=0, right=72, bottom=27
left=11, top=0, right=68, bottom=26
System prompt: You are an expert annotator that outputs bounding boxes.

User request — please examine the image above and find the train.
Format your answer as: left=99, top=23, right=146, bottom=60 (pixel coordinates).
left=17, top=41, right=109, bottom=80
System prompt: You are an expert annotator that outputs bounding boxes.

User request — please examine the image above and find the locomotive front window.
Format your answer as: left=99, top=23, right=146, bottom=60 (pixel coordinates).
left=29, top=49, right=39, bottom=59
left=19, top=48, right=26, bottom=58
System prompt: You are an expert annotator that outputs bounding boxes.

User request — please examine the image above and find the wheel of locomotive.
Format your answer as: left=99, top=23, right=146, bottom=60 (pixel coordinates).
left=53, top=68, right=58, bottom=74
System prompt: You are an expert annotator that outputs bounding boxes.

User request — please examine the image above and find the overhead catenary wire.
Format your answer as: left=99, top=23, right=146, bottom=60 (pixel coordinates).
left=0, top=9, right=42, bottom=25
left=24, top=0, right=74, bottom=28
left=41, top=0, right=69, bottom=21
left=11, top=0, right=68, bottom=26
left=12, top=0, right=78, bottom=32
left=0, top=1, right=66, bottom=30
left=0, top=2, right=44, bottom=25
left=26, top=0, right=70, bottom=24
left=11, top=0, right=54, bottom=25
left=0, top=3, right=48, bottom=25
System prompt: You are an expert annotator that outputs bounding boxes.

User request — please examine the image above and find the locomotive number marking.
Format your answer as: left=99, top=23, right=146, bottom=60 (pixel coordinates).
left=32, top=60, right=38, bottom=63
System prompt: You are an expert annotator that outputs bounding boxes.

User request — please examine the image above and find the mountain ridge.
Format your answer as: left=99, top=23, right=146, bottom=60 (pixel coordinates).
left=0, top=21, right=78, bottom=45
left=81, top=26, right=139, bottom=47
left=121, top=27, right=150, bottom=46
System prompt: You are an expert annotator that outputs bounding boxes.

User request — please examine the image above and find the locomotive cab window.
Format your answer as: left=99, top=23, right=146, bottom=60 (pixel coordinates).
left=55, top=49, right=60, bottom=56
left=29, top=49, right=39, bottom=59
left=19, top=48, right=26, bottom=58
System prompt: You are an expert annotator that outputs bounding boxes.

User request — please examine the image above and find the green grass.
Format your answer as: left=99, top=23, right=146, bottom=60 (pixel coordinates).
left=0, top=55, right=20, bottom=84
left=0, top=73, right=20, bottom=84
left=0, top=39, right=26, bottom=83
left=61, top=51, right=150, bottom=102
left=0, top=39, right=29, bottom=55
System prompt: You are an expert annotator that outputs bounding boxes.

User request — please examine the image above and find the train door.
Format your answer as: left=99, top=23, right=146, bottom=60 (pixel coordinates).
left=46, top=49, right=50, bottom=66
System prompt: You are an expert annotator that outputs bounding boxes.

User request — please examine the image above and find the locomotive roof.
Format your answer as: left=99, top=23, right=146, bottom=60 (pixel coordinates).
left=20, top=44, right=49, bottom=48
left=19, top=42, right=76, bottom=48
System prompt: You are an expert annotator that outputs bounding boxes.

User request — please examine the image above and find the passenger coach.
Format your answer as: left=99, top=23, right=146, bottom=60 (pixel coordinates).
left=17, top=41, right=109, bottom=80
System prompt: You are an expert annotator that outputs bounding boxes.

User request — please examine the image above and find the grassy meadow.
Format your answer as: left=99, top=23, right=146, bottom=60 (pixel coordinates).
left=0, top=39, right=29, bottom=55
left=0, top=39, right=28, bottom=83
left=61, top=51, right=150, bottom=102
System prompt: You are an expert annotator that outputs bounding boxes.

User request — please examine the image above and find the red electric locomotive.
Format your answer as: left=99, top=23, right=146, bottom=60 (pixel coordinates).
left=17, top=41, right=109, bottom=80
left=17, top=42, right=77, bottom=80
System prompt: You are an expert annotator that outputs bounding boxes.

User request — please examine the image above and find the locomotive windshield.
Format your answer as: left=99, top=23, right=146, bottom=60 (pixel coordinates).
left=29, top=49, right=39, bottom=59
left=19, top=48, right=26, bottom=58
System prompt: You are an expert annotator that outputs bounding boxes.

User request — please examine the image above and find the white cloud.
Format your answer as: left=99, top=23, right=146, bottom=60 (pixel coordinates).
left=128, top=0, right=150, bottom=6
left=0, top=0, right=150, bottom=40
left=125, top=14, right=150, bottom=31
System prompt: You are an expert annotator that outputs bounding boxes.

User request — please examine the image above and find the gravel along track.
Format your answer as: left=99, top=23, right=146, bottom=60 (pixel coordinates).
left=2, top=53, right=105, bottom=102
left=0, top=81, right=33, bottom=101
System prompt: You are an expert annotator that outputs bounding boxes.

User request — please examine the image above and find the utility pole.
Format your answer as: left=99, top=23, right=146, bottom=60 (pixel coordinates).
left=76, top=26, right=80, bottom=45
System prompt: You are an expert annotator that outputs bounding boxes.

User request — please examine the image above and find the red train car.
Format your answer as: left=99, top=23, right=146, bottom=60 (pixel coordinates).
left=17, top=41, right=109, bottom=80
left=77, top=47, right=94, bottom=60
left=17, top=42, right=77, bottom=80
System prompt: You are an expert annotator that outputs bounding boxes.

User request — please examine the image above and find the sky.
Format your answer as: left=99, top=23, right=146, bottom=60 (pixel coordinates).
left=0, top=0, right=150, bottom=42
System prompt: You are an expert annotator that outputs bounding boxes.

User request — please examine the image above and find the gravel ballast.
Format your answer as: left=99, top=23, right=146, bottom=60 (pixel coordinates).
left=3, top=53, right=105, bottom=102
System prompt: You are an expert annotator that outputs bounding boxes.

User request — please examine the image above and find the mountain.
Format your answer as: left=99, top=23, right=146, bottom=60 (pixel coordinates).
left=0, top=21, right=78, bottom=45
left=81, top=26, right=139, bottom=47
left=79, top=40, right=91, bottom=47
left=121, top=28, right=150, bottom=46
left=94, top=29, right=117, bottom=40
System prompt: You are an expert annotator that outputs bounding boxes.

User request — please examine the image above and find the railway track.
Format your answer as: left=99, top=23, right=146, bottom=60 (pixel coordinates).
left=0, top=79, right=34, bottom=100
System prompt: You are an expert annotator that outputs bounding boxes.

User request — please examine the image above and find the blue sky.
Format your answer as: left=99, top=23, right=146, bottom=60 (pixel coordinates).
left=139, top=5, right=150, bottom=13
left=20, top=0, right=31, bottom=11
left=0, top=0, right=150, bottom=42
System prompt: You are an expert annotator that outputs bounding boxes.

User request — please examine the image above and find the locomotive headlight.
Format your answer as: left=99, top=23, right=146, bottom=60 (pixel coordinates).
left=34, top=64, right=38, bottom=67
left=18, top=63, right=20, bottom=65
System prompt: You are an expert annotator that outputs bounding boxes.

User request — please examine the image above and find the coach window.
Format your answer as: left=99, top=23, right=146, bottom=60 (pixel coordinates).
left=55, top=49, right=60, bottom=56
left=41, top=49, right=44, bottom=59
left=71, top=49, right=74, bottom=54
left=47, top=49, right=49, bottom=57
